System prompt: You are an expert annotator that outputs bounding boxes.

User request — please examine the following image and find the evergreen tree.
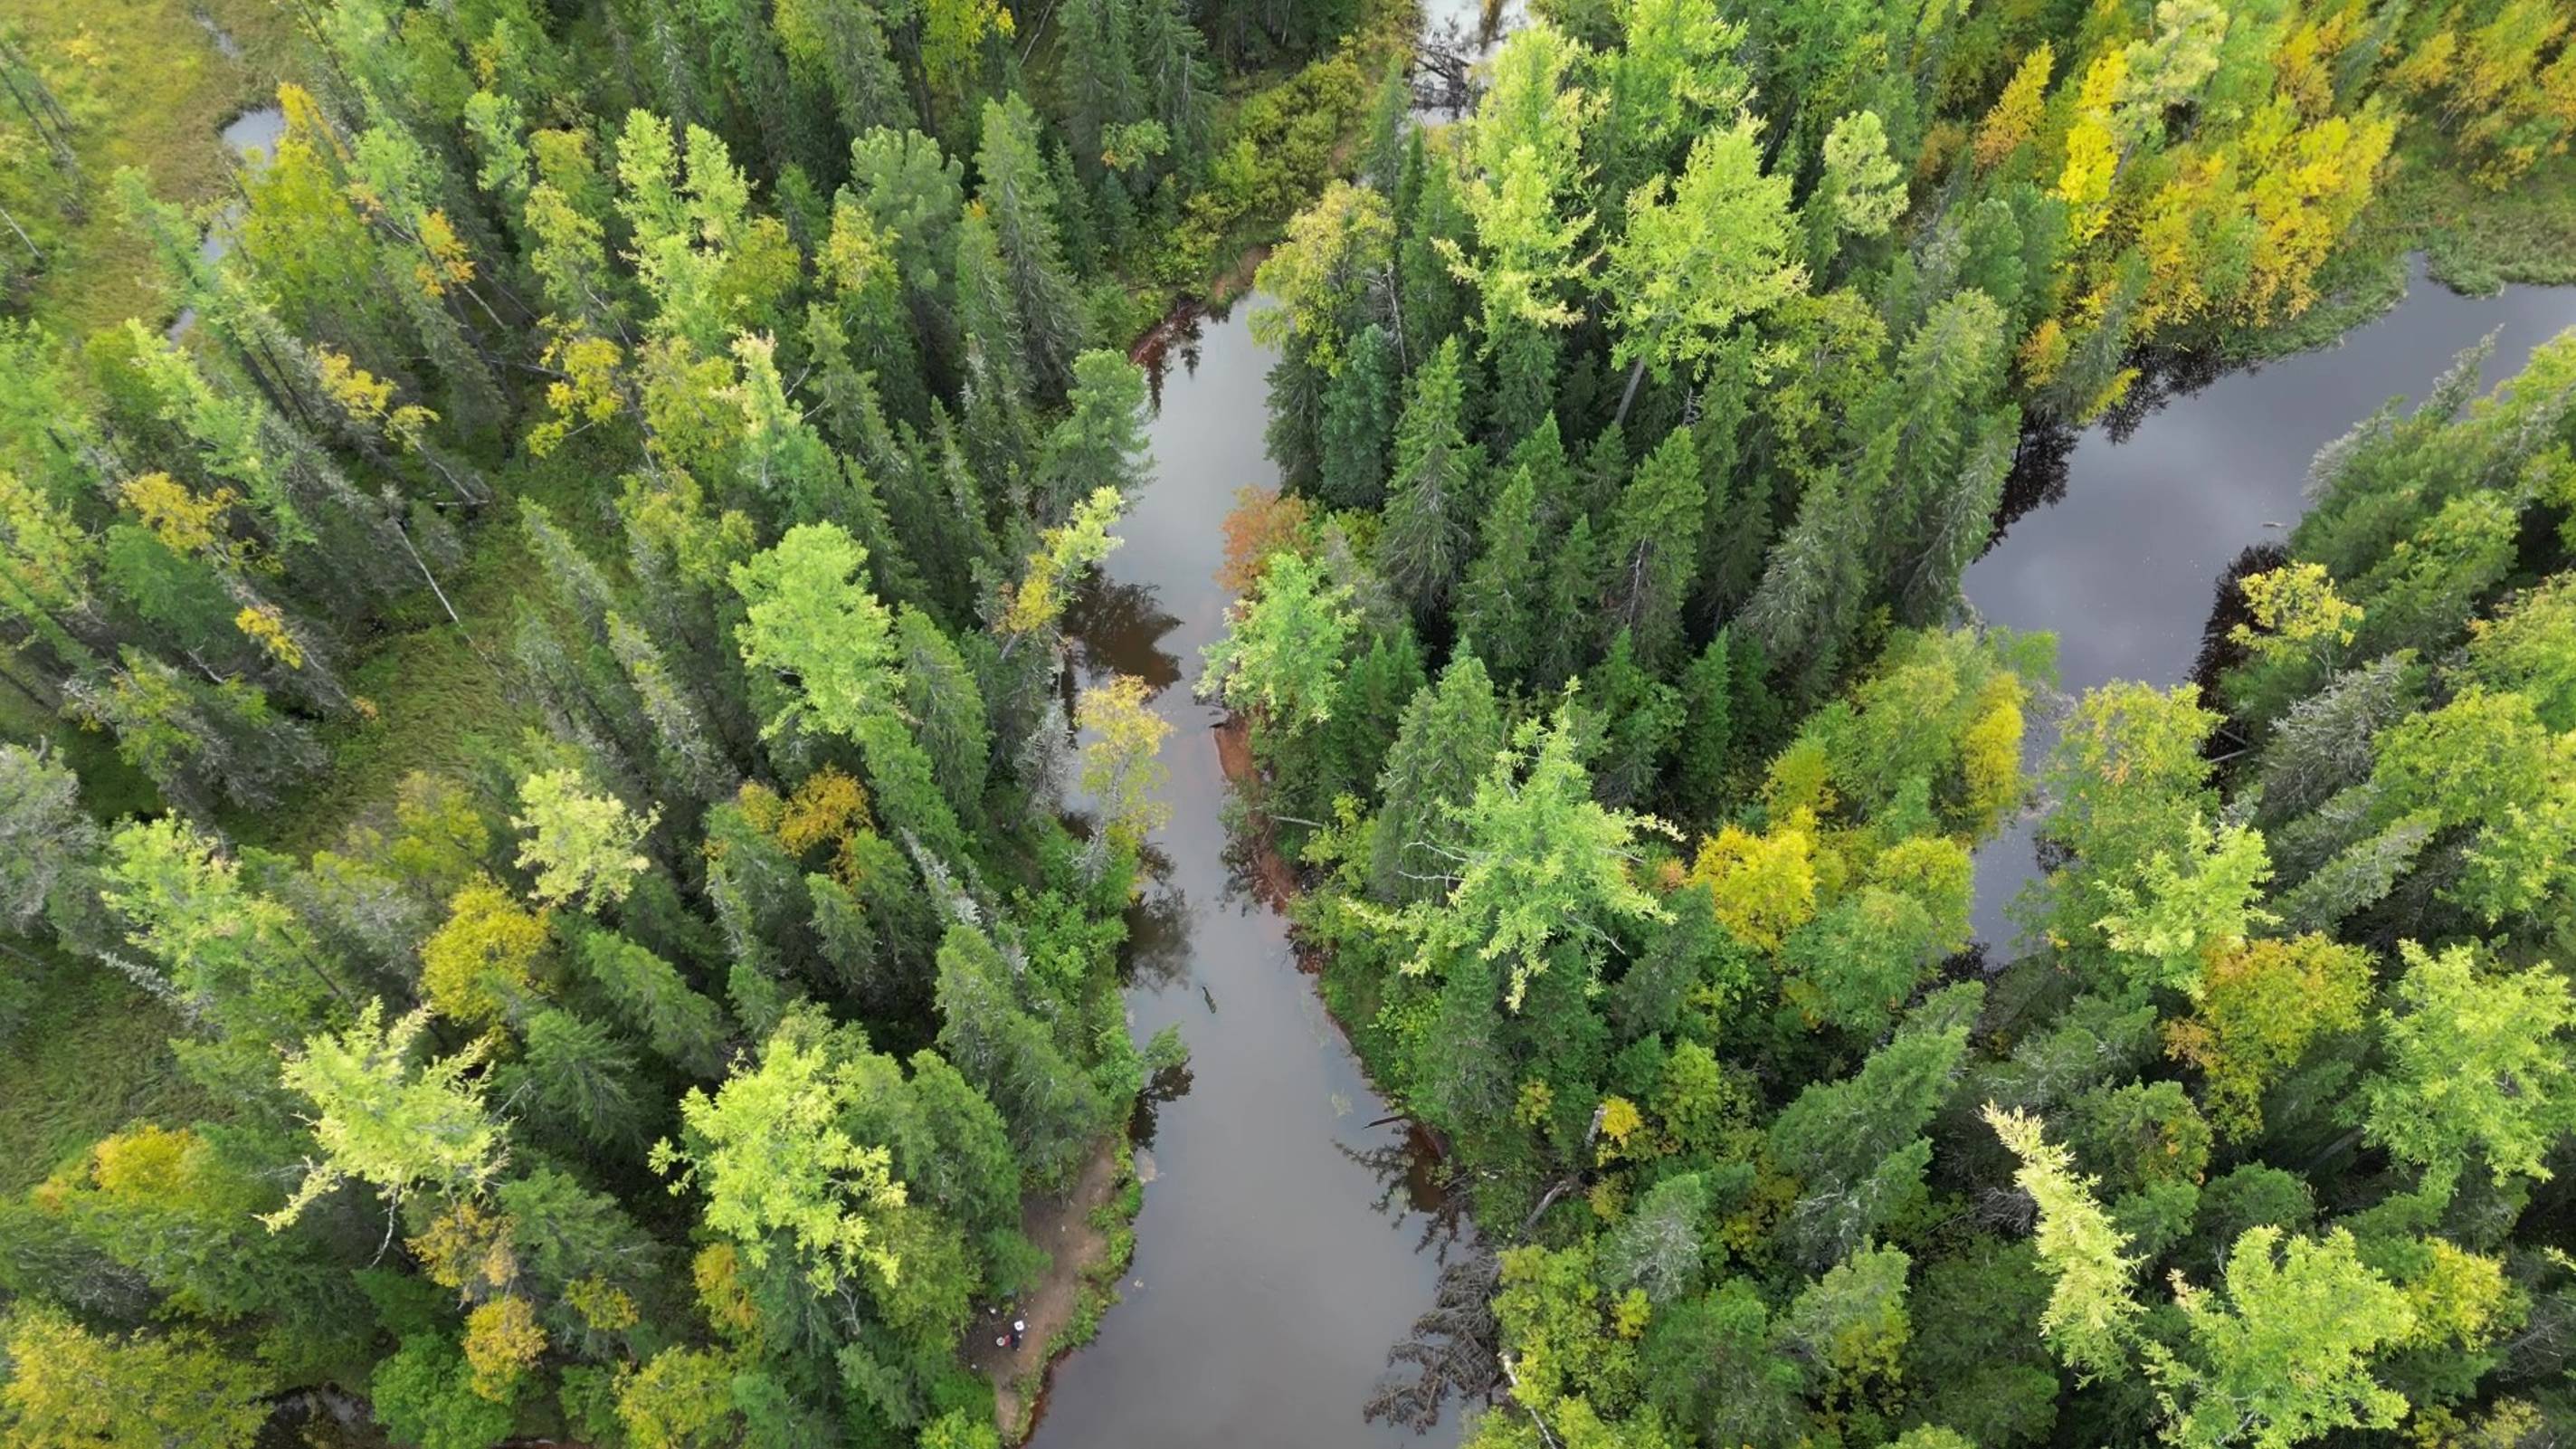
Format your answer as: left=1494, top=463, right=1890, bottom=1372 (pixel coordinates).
left=1376, top=338, right=1479, bottom=621
left=1602, top=426, right=1704, bottom=672
left=974, top=94, right=1088, bottom=402
left=1457, top=462, right=1545, bottom=686
left=1317, top=323, right=1401, bottom=510
left=1369, top=654, right=1508, bottom=906
left=1038, top=350, right=1152, bottom=520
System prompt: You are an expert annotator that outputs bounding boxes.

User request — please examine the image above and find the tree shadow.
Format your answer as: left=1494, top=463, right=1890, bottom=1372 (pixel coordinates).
left=1063, top=574, right=1183, bottom=691
left=1984, top=420, right=2077, bottom=551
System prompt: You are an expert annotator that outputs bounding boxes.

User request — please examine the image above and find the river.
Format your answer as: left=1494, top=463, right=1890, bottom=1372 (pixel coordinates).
left=1963, top=262, right=2576, bottom=947
left=1044, top=303, right=1472, bottom=1449
left=1038, top=249, right=2576, bottom=1447
left=1027, top=5, right=1508, bottom=1444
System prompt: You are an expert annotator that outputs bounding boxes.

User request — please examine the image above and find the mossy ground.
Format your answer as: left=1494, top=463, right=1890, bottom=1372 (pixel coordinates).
left=0, top=946, right=206, bottom=1195
left=12, top=0, right=294, bottom=337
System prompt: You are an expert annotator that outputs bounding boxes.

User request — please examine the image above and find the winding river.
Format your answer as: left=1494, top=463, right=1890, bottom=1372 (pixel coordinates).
left=1964, top=264, right=2576, bottom=946
left=1039, top=248, right=2576, bottom=1449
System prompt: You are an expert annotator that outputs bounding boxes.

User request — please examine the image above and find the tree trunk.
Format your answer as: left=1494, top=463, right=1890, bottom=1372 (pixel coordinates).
left=1612, top=353, right=1648, bottom=429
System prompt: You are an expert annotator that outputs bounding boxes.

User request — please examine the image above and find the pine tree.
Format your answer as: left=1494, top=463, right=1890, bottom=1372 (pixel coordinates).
left=845, top=127, right=968, bottom=381
left=1394, top=133, right=1470, bottom=368
left=933, top=923, right=1112, bottom=1184
left=896, top=605, right=994, bottom=824
left=1674, top=632, right=1736, bottom=820
left=1133, top=0, right=1217, bottom=180
left=773, top=0, right=909, bottom=142
left=974, top=94, right=1088, bottom=402
left=1376, top=338, right=1479, bottom=621
left=1766, top=1016, right=1967, bottom=1268
left=1533, top=512, right=1602, bottom=691
left=1585, top=628, right=1683, bottom=809
left=1602, top=426, right=1704, bottom=672
left=1316, top=624, right=1426, bottom=814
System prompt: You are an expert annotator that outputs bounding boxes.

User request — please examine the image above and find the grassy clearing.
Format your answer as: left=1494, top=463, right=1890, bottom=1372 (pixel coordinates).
left=12, top=0, right=294, bottom=336
left=0, top=947, right=206, bottom=1196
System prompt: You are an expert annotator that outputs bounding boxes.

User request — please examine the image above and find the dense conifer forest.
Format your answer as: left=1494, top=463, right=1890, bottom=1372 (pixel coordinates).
left=0, top=0, right=2572, bottom=1446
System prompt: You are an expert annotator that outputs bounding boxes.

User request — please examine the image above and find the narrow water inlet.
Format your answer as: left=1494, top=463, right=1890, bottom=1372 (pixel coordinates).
left=189, top=6, right=245, bottom=59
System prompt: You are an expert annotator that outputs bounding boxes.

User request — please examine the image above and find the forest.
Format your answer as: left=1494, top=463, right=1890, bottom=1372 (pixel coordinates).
left=0, top=0, right=2571, bottom=1446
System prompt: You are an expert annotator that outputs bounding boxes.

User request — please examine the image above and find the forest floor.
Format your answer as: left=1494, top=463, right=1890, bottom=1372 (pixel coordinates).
left=968, top=1136, right=1134, bottom=1441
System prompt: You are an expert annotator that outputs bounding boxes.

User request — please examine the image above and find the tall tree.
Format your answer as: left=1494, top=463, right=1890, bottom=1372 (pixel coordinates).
left=1602, top=115, right=1801, bottom=424
left=1602, top=426, right=1704, bottom=671
left=1376, top=338, right=1479, bottom=620
left=974, top=94, right=1088, bottom=401
left=1370, top=653, right=1508, bottom=905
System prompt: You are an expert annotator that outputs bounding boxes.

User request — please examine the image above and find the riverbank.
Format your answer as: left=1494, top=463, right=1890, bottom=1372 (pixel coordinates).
left=965, top=1138, right=1141, bottom=1441
left=2230, top=139, right=2576, bottom=364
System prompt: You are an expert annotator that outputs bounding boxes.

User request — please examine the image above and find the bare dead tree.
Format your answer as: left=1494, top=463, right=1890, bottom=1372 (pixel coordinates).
left=1364, top=1251, right=1503, bottom=1434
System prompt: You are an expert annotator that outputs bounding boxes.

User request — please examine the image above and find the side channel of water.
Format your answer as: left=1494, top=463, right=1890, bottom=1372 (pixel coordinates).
left=166, top=103, right=286, bottom=338
left=1965, top=264, right=2576, bottom=947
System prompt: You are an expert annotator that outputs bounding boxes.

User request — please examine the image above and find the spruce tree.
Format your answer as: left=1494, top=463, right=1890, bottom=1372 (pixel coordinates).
left=1457, top=462, right=1544, bottom=686
left=974, top=94, right=1088, bottom=402
left=1376, top=338, right=1479, bottom=621
left=1603, top=425, right=1705, bottom=672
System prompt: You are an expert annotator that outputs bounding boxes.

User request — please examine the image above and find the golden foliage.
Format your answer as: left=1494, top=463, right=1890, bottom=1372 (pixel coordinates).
left=2163, top=934, right=2372, bottom=1138
left=233, top=604, right=304, bottom=670
left=1077, top=673, right=1173, bottom=855
left=1976, top=43, right=2055, bottom=170
left=119, top=472, right=234, bottom=557
left=567, top=1274, right=641, bottom=1333
left=462, top=1295, right=546, bottom=1400
left=777, top=767, right=872, bottom=855
left=410, top=1199, right=518, bottom=1294
left=90, top=1124, right=200, bottom=1200
left=420, top=879, right=551, bottom=1028
left=1687, top=815, right=1820, bottom=952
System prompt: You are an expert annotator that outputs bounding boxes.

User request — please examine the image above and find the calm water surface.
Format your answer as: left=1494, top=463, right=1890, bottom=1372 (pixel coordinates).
left=1022, top=7, right=2576, bottom=1439
left=1038, top=304, right=1471, bottom=1449
left=1965, top=264, right=2576, bottom=946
